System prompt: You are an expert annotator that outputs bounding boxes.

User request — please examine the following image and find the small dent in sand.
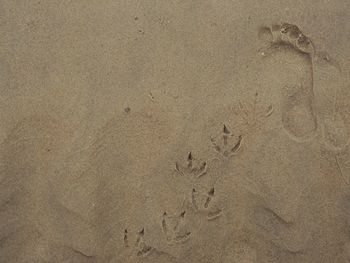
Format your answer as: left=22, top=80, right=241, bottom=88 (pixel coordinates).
left=124, top=107, right=131, bottom=113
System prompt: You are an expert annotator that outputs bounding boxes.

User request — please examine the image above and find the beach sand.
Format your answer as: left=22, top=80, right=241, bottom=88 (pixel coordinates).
left=0, top=0, right=350, bottom=262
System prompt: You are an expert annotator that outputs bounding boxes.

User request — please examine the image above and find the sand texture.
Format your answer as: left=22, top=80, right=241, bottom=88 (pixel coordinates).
left=1, top=0, right=350, bottom=262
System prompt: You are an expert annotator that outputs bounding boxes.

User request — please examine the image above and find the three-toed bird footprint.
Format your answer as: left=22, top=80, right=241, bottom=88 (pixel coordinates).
left=161, top=210, right=192, bottom=244
left=124, top=227, right=153, bottom=257
left=191, top=187, right=223, bottom=221
left=175, top=152, right=207, bottom=178
left=211, top=124, right=242, bottom=158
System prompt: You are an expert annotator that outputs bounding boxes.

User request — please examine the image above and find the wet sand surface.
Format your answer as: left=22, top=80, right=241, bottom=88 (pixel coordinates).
left=0, top=0, right=350, bottom=262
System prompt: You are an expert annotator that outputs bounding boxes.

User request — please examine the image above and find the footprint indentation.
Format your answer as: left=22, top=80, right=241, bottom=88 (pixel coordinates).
left=161, top=211, right=192, bottom=244
left=258, top=23, right=318, bottom=142
left=175, top=152, right=207, bottom=178
left=124, top=227, right=153, bottom=257
left=259, top=23, right=315, bottom=55
left=211, top=124, right=242, bottom=158
left=191, top=187, right=223, bottom=221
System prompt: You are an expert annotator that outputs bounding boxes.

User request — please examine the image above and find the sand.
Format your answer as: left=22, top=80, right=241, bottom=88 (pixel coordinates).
left=0, top=0, right=350, bottom=262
